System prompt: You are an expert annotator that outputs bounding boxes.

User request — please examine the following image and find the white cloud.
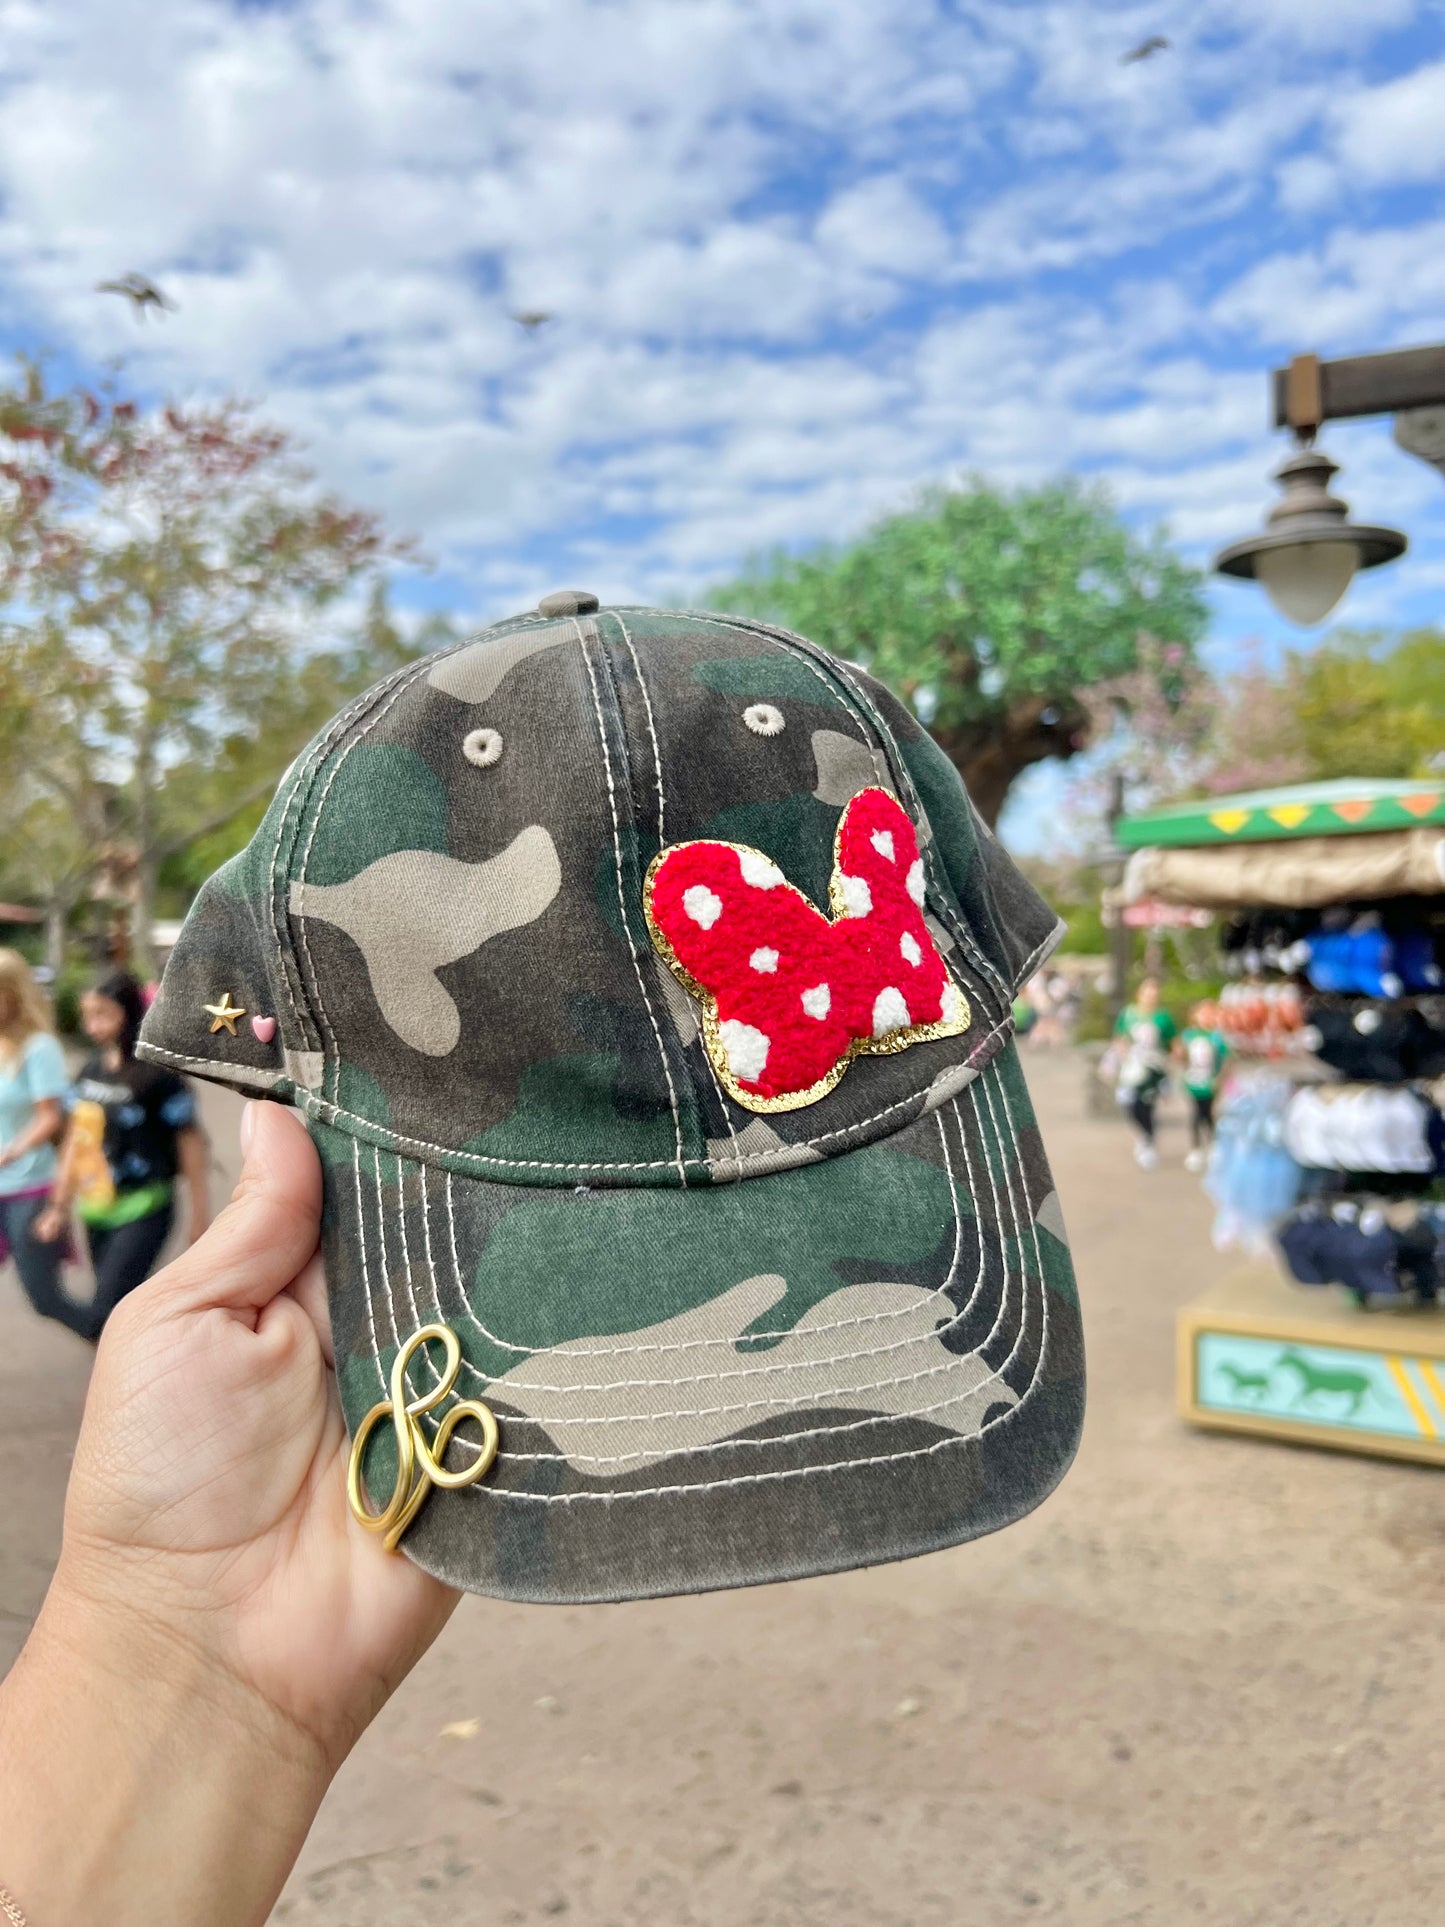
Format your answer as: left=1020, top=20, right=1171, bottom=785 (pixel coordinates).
left=1275, top=154, right=1339, bottom=215
left=0, top=0, right=1436, bottom=645
left=1211, top=219, right=1445, bottom=350
left=1330, top=57, right=1445, bottom=183
left=815, top=176, right=950, bottom=279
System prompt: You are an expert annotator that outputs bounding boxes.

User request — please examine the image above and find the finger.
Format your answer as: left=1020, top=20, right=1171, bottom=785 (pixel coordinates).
left=146, top=1102, right=321, bottom=1316
left=283, top=1248, right=335, bottom=1368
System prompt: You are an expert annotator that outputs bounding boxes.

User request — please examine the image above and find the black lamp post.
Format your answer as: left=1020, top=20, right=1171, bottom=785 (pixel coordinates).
left=1214, top=344, right=1445, bottom=626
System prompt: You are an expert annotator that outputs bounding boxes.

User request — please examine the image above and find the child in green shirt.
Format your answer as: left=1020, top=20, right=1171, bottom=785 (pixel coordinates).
left=1177, top=1000, right=1228, bottom=1174
left=1113, top=977, right=1177, bottom=1171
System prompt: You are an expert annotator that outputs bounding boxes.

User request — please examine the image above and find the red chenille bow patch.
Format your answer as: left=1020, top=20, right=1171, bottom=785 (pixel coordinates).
left=643, top=787, right=970, bottom=1112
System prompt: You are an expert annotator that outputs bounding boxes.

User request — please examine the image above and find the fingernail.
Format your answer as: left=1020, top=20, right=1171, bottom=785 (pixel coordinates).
left=240, top=1100, right=258, bottom=1157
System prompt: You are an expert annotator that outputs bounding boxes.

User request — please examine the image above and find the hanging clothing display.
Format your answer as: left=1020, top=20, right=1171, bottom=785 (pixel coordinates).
left=1282, top=1084, right=1440, bottom=1176
left=1204, top=1076, right=1306, bottom=1255
left=1120, top=778, right=1445, bottom=1322
left=1277, top=1200, right=1445, bottom=1304
left=1305, top=1000, right=1445, bottom=1083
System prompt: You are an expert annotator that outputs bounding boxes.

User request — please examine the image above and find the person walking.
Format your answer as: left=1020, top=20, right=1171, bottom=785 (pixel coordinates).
left=1178, top=999, right=1229, bottom=1174
left=0, top=949, right=77, bottom=1329
left=1113, top=975, right=1176, bottom=1171
left=34, top=970, right=210, bottom=1338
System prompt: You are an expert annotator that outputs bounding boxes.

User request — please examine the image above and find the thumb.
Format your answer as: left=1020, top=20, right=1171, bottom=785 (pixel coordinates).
left=150, top=1101, right=322, bottom=1316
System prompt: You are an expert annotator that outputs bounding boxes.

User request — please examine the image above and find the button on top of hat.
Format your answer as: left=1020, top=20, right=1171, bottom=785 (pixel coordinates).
left=537, top=589, right=599, bottom=617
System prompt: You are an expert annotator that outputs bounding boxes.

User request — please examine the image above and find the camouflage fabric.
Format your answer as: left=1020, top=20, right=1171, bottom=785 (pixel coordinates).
left=138, top=601, right=1084, bottom=1602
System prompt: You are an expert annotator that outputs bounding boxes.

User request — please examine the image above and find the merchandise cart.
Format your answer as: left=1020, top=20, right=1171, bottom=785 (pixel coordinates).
left=1116, top=778, right=1445, bottom=1464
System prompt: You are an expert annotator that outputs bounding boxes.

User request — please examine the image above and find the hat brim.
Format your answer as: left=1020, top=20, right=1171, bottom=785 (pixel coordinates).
left=317, top=1042, right=1083, bottom=1603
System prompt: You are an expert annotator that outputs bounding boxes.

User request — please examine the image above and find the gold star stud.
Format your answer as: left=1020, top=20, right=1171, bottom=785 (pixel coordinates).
left=204, top=991, right=246, bottom=1036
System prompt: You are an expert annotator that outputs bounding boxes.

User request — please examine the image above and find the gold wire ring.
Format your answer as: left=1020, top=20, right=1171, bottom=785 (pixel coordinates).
left=346, top=1323, right=500, bottom=1551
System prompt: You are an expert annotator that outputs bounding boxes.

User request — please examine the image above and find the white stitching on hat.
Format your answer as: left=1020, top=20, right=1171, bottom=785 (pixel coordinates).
left=652, top=609, right=1013, bottom=1009
left=436, top=1102, right=975, bottom=1387
left=296, top=666, right=425, bottom=1105
left=358, top=1055, right=1052, bottom=1490
left=425, top=1062, right=1039, bottom=1460
left=671, top=609, right=1015, bottom=1008
left=611, top=609, right=744, bottom=1179
left=434, top=1059, right=1053, bottom=1493
left=370, top=1139, right=401, bottom=1358
left=429, top=1063, right=1040, bottom=1449
left=577, top=616, right=689, bottom=1186
left=660, top=606, right=883, bottom=773
left=132, top=1048, right=283, bottom=1093
left=783, top=637, right=1013, bottom=1007
left=387, top=1142, right=452, bottom=1398
left=352, top=1133, right=387, bottom=1400
left=135, top=1002, right=1015, bottom=1172
left=612, top=610, right=665, bottom=850
left=418, top=1160, right=449, bottom=1339
left=183, top=609, right=1026, bottom=1178
left=269, top=644, right=448, bottom=1053
left=1014, top=919, right=1068, bottom=993
left=282, top=614, right=551, bottom=1075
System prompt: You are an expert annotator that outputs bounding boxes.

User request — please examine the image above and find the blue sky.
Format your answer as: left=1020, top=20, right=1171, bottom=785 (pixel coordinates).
left=0, top=0, right=1441, bottom=850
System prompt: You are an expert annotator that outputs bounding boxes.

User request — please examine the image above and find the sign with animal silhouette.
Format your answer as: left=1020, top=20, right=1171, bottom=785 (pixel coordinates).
left=1195, top=1334, right=1445, bottom=1444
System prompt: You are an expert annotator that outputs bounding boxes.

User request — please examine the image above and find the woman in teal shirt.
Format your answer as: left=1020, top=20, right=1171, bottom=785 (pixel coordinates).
left=34, top=970, right=209, bottom=1339
left=0, top=949, right=74, bottom=1327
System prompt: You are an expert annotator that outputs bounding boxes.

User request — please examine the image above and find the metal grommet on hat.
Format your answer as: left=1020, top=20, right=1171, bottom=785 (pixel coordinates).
left=137, top=598, right=1082, bottom=1605
left=537, top=589, right=599, bottom=617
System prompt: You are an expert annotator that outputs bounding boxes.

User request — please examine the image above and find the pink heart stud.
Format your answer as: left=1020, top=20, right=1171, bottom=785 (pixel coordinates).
left=250, top=1014, right=277, bottom=1044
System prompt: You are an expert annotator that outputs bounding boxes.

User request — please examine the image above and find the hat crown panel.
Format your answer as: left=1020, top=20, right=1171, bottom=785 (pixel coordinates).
left=284, top=614, right=709, bottom=1174
left=140, top=607, right=1047, bottom=1189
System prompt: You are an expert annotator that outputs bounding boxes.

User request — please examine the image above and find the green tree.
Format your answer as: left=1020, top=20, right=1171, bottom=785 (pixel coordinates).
left=157, top=582, right=456, bottom=900
left=1285, top=628, right=1445, bottom=780
left=708, top=478, right=1208, bottom=824
left=0, top=362, right=420, bottom=974
left=0, top=613, right=123, bottom=969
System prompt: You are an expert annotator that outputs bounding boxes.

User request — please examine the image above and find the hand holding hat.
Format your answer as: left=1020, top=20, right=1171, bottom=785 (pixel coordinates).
left=0, top=1102, right=457, bottom=1927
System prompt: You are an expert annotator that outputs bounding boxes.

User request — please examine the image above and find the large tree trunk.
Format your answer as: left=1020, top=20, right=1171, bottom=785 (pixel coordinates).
left=936, top=695, right=1089, bottom=828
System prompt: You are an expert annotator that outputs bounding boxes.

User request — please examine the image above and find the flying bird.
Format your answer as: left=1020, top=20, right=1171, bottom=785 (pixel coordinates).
left=1121, top=34, right=1170, bottom=63
left=512, top=309, right=554, bottom=332
left=96, top=273, right=177, bottom=319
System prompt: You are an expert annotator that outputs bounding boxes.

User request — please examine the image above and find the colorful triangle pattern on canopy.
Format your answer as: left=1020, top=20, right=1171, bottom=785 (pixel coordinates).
left=1115, top=779, right=1445, bottom=850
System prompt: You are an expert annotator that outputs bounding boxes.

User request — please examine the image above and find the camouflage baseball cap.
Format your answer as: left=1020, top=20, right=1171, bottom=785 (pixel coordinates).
left=138, top=595, right=1084, bottom=1603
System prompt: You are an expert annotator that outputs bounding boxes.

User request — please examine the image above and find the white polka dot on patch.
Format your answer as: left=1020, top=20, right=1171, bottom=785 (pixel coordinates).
left=743, top=703, right=785, bottom=737
left=719, top=1018, right=770, bottom=1083
left=683, top=884, right=723, bottom=929
left=749, top=946, right=779, bottom=974
left=462, top=726, right=503, bottom=768
left=801, top=984, right=831, bottom=1020
left=900, top=931, right=922, bottom=967
left=837, top=873, right=872, bottom=917
left=870, top=829, right=896, bottom=862
left=942, top=981, right=967, bottom=1025
left=872, top=986, right=910, bottom=1036
left=738, top=850, right=784, bottom=889
left=905, top=858, right=926, bottom=907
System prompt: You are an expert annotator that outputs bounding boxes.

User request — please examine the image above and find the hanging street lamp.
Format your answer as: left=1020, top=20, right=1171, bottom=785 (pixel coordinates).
left=1214, top=442, right=1405, bottom=627
left=1214, top=344, right=1445, bottom=627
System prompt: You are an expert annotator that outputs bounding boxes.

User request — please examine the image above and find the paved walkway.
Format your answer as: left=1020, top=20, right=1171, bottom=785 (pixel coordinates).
left=3, top=1053, right=1442, bottom=1925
